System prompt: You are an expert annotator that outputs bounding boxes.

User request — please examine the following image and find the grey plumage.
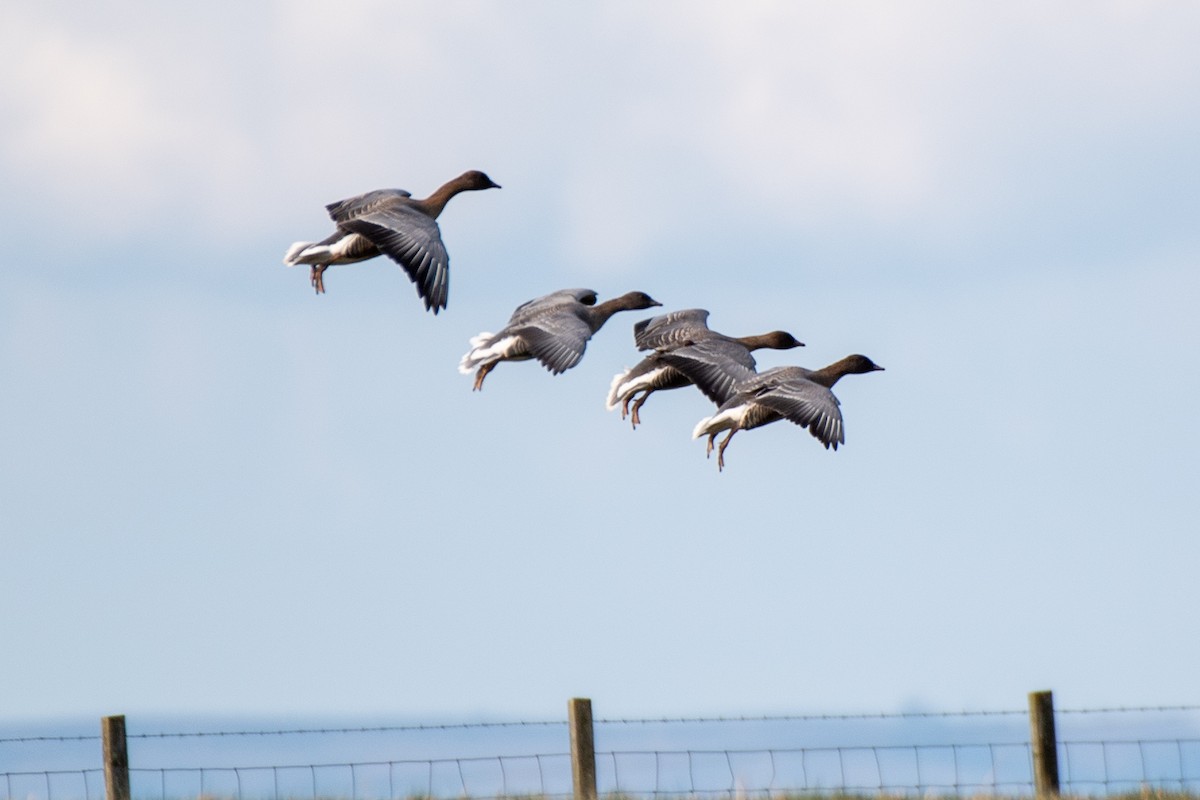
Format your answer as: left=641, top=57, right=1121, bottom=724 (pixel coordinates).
left=607, top=308, right=803, bottom=426
left=689, top=354, right=884, bottom=470
left=631, top=308, right=714, bottom=350
left=460, top=288, right=662, bottom=390
left=283, top=171, right=499, bottom=313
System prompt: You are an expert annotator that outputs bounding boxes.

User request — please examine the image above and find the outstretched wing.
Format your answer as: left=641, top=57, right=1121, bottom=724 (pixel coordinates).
left=324, top=189, right=413, bottom=223
left=515, top=313, right=594, bottom=375
left=659, top=338, right=759, bottom=405
left=749, top=370, right=845, bottom=449
left=506, top=289, right=597, bottom=326
left=633, top=308, right=712, bottom=351
left=334, top=198, right=450, bottom=313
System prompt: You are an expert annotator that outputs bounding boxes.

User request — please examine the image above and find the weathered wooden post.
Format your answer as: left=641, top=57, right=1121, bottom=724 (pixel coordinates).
left=1029, top=690, right=1060, bottom=798
left=568, top=698, right=598, bottom=800
left=102, top=715, right=131, bottom=800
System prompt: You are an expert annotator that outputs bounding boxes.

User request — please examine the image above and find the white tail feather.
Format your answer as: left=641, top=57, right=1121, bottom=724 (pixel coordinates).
left=692, top=406, right=744, bottom=439
left=458, top=332, right=499, bottom=374
left=283, top=241, right=323, bottom=265
left=468, top=332, right=496, bottom=348
left=606, top=368, right=631, bottom=410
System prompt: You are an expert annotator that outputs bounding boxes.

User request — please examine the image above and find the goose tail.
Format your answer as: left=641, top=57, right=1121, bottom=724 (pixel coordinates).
left=606, top=369, right=632, bottom=411
left=283, top=241, right=325, bottom=266
left=692, top=407, right=741, bottom=440
left=458, top=332, right=498, bottom=374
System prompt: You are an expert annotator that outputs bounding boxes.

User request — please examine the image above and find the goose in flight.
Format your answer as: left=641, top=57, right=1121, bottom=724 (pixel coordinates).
left=460, top=288, right=662, bottom=391
left=284, top=170, right=500, bottom=313
left=679, top=354, right=884, bottom=471
left=606, top=308, right=803, bottom=427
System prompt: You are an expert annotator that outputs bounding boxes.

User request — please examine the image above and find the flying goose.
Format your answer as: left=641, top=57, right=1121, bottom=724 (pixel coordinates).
left=460, top=288, right=662, bottom=391
left=606, top=309, right=803, bottom=427
left=284, top=170, right=500, bottom=313
left=681, top=354, right=884, bottom=471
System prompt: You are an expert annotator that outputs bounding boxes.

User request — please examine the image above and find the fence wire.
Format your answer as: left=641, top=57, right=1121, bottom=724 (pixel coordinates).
left=6, top=707, right=1200, bottom=800
left=9, top=741, right=1200, bottom=800
left=8, top=705, right=1195, bottom=746
left=117, top=754, right=573, bottom=800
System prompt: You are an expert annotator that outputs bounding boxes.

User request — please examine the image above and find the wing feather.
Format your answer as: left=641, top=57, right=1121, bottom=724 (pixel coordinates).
left=659, top=339, right=760, bottom=405
left=324, top=189, right=413, bottom=222
left=633, top=309, right=712, bottom=351
left=515, top=313, right=593, bottom=374
left=337, top=203, right=450, bottom=312
left=750, top=372, right=845, bottom=449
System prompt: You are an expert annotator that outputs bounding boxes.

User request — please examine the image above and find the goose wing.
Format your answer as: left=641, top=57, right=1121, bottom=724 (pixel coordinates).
left=332, top=195, right=451, bottom=313
left=513, top=312, right=594, bottom=374
left=633, top=308, right=712, bottom=351
left=488, top=289, right=595, bottom=374
left=324, top=189, right=414, bottom=222
left=659, top=338, right=759, bottom=405
left=506, top=289, right=597, bottom=326
left=747, top=368, right=845, bottom=449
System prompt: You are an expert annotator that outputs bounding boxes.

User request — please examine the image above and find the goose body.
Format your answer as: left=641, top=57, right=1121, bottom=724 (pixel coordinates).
left=283, top=170, right=500, bottom=313
left=688, top=355, right=884, bottom=470
left=460, top=288, right=661, bottom=391
left=606, top=309, right=803, bottom=427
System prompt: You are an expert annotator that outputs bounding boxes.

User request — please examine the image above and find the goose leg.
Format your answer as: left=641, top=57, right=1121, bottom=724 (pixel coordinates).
left=473, top=361, right=497, bottom=392
left=310, top=264, right=328, bottom=294
left=630, top=392, right=650, bottom=429
left=716, top=430, right=737, bottom=471
left=705, top=432, right=717, bottom=458
left=620, top=395, right=632, bottom=421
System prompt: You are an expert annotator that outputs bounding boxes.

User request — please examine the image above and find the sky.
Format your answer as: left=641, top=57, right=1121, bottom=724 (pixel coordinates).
left=2, top=1, right=1199, bottom=724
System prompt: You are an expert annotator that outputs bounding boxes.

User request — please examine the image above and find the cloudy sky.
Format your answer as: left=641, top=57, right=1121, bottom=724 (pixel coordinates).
left=3, top=1, right=1198, bottom=723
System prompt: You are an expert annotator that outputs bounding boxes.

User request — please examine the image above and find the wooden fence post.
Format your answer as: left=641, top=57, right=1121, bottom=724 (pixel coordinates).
left=102, top=715, right=131, bottom=800
left=569, top=698, right=598, bottom=800
left=1029, top=690, right=1060, bottom=798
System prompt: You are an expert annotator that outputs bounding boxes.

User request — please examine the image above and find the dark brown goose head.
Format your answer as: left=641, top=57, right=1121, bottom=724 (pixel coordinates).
left=735, top=330, right=805, bottom=351
left=809, top=354, right=885, bottom=388
left=587, top=292, right=663, bottom=330
left=458, top=170, right=502, bottom=190
left=418, top=170, right=501, bottom=218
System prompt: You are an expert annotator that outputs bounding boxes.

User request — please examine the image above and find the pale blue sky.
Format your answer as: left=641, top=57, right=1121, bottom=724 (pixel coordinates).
left=2, top=1, right=1198, bottom=722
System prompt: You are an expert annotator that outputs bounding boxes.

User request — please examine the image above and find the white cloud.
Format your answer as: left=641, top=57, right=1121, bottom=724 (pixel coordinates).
left=0, top=5, right=258, bottom=236
left=0, top=12, right=173, bottom=220
left=2, top=1, right=1198, bottom=268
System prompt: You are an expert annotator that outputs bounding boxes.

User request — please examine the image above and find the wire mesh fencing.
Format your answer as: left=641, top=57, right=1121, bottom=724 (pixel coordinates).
left=5, top=702, right=1200, bottom=800
left=130, top=755, right=576, bottom=800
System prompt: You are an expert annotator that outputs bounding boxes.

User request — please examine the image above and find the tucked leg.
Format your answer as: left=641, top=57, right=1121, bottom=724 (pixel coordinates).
left=310, top=264, right=328, bottom=294
left=630, top=392, right=650, bottom=428
left=473, top=361, right=497, bottom=392
left=716, top=430, right=737, bottom=471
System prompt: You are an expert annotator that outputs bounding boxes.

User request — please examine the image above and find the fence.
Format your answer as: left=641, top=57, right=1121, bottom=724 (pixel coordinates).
left=4, top=692, right=1200, bottom=800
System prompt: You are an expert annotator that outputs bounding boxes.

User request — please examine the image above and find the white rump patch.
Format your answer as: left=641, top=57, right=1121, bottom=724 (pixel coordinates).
left=692, top=405, right=748, bottom=439
left=606, top=368, right=632, bottom=410
left=459, top=334, right=520, bottom=374
left=283, top=241, right=318, bottom=265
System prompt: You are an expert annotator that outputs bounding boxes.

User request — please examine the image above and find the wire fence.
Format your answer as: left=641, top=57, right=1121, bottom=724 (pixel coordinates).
left=5, top=703, right=1200, bottom=800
